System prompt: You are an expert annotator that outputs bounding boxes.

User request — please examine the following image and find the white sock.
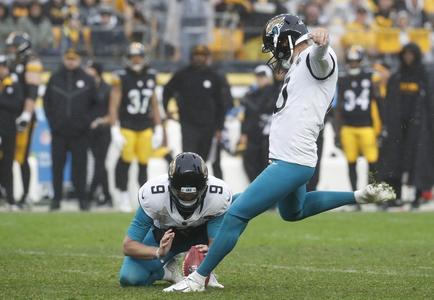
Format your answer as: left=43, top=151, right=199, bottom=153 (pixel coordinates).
left=354, top=190, right=363, bottom=203
left=120, top=191, right=129, bottom=201
left=190, top=271, right=206, bottom=285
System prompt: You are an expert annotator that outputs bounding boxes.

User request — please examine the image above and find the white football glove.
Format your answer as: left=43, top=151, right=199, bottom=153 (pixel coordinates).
left=152, top=124, right=164, bottom=149
left=110, top=125, right=125, bottom=150
left=16, top=111, right=32, bottom=132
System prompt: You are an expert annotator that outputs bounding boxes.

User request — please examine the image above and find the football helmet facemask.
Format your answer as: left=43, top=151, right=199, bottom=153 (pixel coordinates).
left=262, top=14, right=309, bottom=71
left=168, top=152, right=208, bottom=219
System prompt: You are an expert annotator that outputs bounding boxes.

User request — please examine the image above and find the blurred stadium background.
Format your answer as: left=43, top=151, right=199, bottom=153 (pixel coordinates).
left=1, top=0, right=434, bottom=210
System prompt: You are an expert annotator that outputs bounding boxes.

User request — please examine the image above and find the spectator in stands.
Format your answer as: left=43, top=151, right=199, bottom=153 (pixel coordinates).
left=243, top=0, right=287, bottom=42
left=163, top=45, right=225, bottom=162
left=239, top=65, right=275, bottom=182
left=79, top=0, right=100, bottom=25
left=396, top=10, right=412, bottom=45
left=240, top=0, right=287, bottom=60
left=399, top=0, right=428, bottom=27
left=18, top=1, right=54, bottom=54
left=91, top=5, right=127, bottom=56
left=332, top=0, right=371, bottom=24
left=340, top=6, right=377, bottom=56
left=374, top=0, right=397, bottom=27
left=346, top=6, right=371, bottom=31
left=44, top=0, right=67, bottom=26
left=0, top=3, right=14, bottom=52
left=85, top=61, right=112, bottom=207
left=54, top=9, right=92, bottom=56
left=11, top=0, right=30, bottom=19
left=379, top=43, right=430, bottom=206
left=43, top=48, right=98, bottom=211
left=163, top=0, right=214, bottom=62
left=301, top=1, right=328, bottom=28
left=123, top=0, right=158, bottom=50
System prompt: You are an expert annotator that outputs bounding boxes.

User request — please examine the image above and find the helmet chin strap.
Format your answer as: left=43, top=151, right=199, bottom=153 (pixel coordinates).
left=178, top=198, right=198, bottom=207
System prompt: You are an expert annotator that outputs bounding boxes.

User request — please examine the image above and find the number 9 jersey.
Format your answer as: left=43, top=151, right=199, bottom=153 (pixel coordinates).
left=138, top=174, right=232, bottom=229
left=113, top=67, right=157, bottom=131
left=337, top=69, right=374, bottom=127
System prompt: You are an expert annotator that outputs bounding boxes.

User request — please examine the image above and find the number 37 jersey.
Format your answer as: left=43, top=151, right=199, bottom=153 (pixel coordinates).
left=138, top=174, right=232, bottom=229
left=337, top=70, right=374, bottom=127
left=114, top=68, right=157, bottom=130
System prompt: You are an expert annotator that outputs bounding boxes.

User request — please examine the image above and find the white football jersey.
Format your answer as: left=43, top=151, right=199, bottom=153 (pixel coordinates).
left=138, top=174, right=232, bottom=229
left=269, top=45, right=338, bottom=167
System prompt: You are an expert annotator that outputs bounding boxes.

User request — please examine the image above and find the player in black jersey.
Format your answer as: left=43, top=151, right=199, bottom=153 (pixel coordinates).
left=5, top=32, right=43, bottom=208
left=336, top=45, right=382, bottom=193
left=107, top=43, right=163, bottom=212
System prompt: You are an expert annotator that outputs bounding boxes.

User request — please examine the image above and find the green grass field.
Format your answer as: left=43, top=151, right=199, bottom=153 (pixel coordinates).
left=1, top=212, right=433, bottom=299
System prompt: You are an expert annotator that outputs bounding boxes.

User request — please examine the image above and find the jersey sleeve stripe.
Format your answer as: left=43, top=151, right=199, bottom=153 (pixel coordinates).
left=306, top=53, right=336, bottom=81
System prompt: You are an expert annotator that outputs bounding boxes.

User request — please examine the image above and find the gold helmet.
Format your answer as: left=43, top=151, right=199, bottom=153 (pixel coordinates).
left=345, top=45, right=364, bottom=63
left=126, top=42, right=148, bottom=72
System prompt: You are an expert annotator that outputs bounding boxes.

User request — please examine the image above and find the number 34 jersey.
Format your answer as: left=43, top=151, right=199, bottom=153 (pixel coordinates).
left=114, top=68, right=157, bottom=131
left=138, top=174, right=232, bottom=229
left=337, top=70, right=374, bottom=127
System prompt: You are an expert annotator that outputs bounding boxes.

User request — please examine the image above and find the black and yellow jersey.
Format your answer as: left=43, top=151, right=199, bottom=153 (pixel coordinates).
left=338, top=69, right=375, bottom=127
left=113, top=67, right=157, bottom=131
left=9, top=52, right=43, bottom=102
left=0, top=75, right=24, bottom=125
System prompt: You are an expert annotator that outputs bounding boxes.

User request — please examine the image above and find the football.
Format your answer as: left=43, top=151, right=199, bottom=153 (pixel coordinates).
left=182, top=246, right=210, bottom=286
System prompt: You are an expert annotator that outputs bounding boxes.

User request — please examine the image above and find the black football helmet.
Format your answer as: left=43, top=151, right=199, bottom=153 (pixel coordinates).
left=262, top=14, right=309, bottom=71
left=5, top=32, right=32, bottom=59
left=168, top=152, right=208, bottom=219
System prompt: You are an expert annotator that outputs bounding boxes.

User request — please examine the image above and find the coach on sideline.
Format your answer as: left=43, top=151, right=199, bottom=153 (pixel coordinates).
left=162, top=45, right=226, bottom=162
left=43, top=48, right=98, bottom=211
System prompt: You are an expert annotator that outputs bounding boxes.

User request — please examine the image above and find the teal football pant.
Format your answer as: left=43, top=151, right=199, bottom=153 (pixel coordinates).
left=119, top=228, right=209, bottom=286
left=197, top=159, right=356, bottom=276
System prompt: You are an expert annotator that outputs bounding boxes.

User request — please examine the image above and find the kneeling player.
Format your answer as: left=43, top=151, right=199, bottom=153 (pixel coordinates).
left=119, top=152, right=231, bottom=287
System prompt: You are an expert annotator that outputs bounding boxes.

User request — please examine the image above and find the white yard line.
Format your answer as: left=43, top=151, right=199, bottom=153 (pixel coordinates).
left=10, top=249, right=434, bottom=278
left=13, top=249, right=123, bottom=259
left=243, top=263, right=434, bottom=278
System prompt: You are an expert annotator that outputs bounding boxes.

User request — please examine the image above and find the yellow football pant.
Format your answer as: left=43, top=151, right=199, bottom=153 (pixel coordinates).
left=120, top=128, right=153, bottom=164
left=340, top=126, right=378, bottom=163
left=15, top=124, right=33, bottom=164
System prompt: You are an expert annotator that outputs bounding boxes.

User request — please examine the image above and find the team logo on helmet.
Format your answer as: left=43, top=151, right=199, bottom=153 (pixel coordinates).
left=265, top=15, right=285, bottom=36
